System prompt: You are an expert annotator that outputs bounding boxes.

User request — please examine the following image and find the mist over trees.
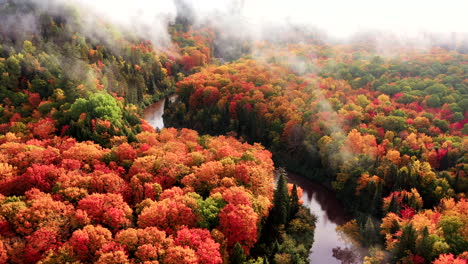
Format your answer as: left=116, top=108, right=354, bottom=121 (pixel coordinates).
left=0, top=0, right=466, bottom=263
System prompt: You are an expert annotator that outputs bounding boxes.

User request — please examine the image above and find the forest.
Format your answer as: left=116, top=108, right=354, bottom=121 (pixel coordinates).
left=0, top=0, right=466, bottom=263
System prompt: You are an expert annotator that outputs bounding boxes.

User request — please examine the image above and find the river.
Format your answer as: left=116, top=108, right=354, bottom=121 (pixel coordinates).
left=143, top=98, right=166, bottom=130
left=287, top=173, right=352, bottom=264
left=143, top=99, right=353, bottom=264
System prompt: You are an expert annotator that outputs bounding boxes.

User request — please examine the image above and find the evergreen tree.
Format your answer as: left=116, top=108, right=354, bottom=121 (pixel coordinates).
left=408, top=194, right=420, bottom=211
left=289, top=184, right=300, bottom=220
left=271, top=169, right=290, bottom=228
left=388, top=195, right=400, bottom=214
left=395, top=224, right=417, bottom=260
left=395, top=168, right=406, bottom=189
left=261, top=169, right=291, bottom=245
left=390, top=219, right=400, bottom=234
left=362, top=216, right=378, bottom=247
left=370, top=182, right=382, bottom=215
left=231, top=242, right=247, bottom=264
left=416, top=226, right=434, bottom=261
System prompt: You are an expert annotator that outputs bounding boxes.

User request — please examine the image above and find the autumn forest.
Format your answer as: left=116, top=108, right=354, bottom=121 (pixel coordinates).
left=0, top=0, right=466, bottom=263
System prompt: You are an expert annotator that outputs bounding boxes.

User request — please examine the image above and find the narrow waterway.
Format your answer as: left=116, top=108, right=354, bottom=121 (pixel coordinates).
left=143, top=99, right=166, bottom=130
left=144, top=99, right=353, bottom=264
left=287, top=173, right=352, bottom=264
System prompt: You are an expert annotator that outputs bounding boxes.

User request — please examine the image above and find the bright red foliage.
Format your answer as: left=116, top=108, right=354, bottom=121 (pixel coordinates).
left=218, top=203, right=258, bottom=254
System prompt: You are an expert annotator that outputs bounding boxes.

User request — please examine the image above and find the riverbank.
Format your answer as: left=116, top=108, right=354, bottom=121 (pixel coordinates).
left=144, top=98, right=356, bottom=264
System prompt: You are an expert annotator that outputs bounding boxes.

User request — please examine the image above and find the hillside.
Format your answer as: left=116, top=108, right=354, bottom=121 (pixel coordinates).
left=0, top=0, right=467, bottom=263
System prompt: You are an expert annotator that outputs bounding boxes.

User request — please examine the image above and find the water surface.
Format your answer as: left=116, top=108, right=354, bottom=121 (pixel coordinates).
left=143, top=99, right=165, bottom=130
left=143, top=99, right=353, bottom=264
left=287, top=172, right=351, bottom=264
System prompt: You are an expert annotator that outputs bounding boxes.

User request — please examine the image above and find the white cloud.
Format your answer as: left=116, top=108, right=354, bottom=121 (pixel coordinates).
left=241, top=0, right=468, bottom=38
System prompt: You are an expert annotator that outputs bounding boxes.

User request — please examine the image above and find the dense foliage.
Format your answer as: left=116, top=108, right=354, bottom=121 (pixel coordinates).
left=165, top=44, right=467, bottom=263
left=0, top=0, right=217, bottom=146
left=1, top=0, right=467, bottom=263
left=0, top=1, right=315, bottom=263
left=0, top=125, right=278, bottom=263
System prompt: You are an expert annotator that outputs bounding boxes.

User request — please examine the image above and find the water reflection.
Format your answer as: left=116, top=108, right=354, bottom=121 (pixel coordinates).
left=287, top=173, right=352, bottom=264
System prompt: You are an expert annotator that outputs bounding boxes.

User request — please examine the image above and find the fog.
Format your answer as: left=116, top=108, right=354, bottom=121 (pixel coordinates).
left=8, top=0, right=465, bottom=50
left=241, top=0, right=468, bottom=38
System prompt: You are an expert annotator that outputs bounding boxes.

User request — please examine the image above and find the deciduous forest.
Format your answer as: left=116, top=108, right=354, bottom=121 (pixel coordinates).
left=0, top=0, right=466, bottom=263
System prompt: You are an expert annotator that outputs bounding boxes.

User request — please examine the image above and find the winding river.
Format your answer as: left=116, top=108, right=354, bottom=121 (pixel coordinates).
left=144, top=99, right=352, bottom=264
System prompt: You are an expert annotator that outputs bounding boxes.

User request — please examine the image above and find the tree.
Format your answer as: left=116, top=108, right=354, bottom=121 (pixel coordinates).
left=114, top=227, right=172, bottom=257
left=218, top=203, right=258, bottom=254
left=66, top=92, right=139, bottom=145
left=95, top=250, right=130, bottom=264
left=88, top=171, right=127, bottom=195
left=24, top=227, right=61, bottom=263
left=0, top=239, right=7, bottom=263
left=416, top=227, right=435, bottom=261
left=77, top=193, right=133, bottom=232
left=362, top=217, right=379, bottom=247
left=164, top=246, right=198, bottom=264
left=13, top=189, right=74, bottom=236
left=383, top=116, right=407, bottom=132
left=31, top=118, right=57, bottom=139
left=433, top=119, right=449, bottom=132
left=196, top=195, right=225, bottom=229
left=395, top=224, right=417, bottom=260
left=426, top=95, right=442, bottom=108
left=174, top=227, right=222, bottom=264
left=231, top=242, right=247, bottom=264
left=438, top=216, right=468, bottom=255
left=289, top=184, right=300, bottom=220
left=22, top=164, right=62, bottom=193
left=432, top=254, right=467, bottom=264
left=387, top=194, right=400, bottom=214
left=68, top=225, right=113, bottom=262
left=138, top=197, right=197, bottom=234
left=270, top=170, right=290, bottom=229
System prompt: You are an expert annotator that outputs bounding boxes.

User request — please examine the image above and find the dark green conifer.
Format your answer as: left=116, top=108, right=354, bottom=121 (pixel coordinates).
left=231, top=243, right=246, bottom=264
left=271, top=169, right=290, bottom=228
left=362, top=216, right=378, bottom=246
left=370, top=182, right=382, bottom=215
left=416, top=226, right=434, bottom=261
left=289, top=184, right=300, bottom=220
left=395, top=224, right=417, bottom=260
left=390, top=219, right=400, bottom=234
left=388, top=195, right=400, bottom=214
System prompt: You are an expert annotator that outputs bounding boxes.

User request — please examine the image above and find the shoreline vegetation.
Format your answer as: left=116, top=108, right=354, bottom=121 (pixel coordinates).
left=0, top=0, right=466, bottom=263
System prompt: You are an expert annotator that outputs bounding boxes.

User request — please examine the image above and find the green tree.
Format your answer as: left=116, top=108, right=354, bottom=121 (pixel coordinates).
left=362, top=216, right=379, bottom=247
left=382, top=116, right=407, bottom=132
left=196, top=195, right=226, bottom=229
left=426, top=94, right=442, bottom=108
left=271, top=169, right=290, bottom=229
left=438, top=216, right=468, bottom=255
left=433, top=119, right=449, bottom=132
left=231, top=242, right=247, bottom=264
left=416, top=227, right=435, bottom=261
left=289, top=184, right=300, bottom=220
left=395, top=224, right=417, bottom=260
left=387, top=195, right=400, bottom=214
left=66, top=92, right=140, bottom=146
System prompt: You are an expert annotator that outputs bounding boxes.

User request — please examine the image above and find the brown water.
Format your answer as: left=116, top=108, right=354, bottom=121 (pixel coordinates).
left=287, top=172, right=351, bottom=264
left=143, top=99, right=352, bottom=264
